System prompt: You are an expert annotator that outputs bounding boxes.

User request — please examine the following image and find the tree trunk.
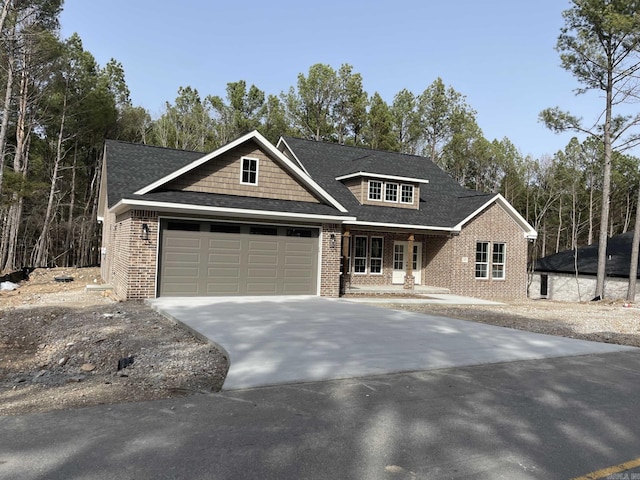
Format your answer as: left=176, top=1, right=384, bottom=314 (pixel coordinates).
left=32, top=84, right=68, bottom=267
left=0, top=56, right=14, bottom=198
left=63, top=142, right=77, bottom=266
left=595, top=68, right=614, bottom=300
left=626, top=185, right=640, bottom=302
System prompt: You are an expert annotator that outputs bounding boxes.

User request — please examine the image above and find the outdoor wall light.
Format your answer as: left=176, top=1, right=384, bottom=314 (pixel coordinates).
left=141, top=223, right=150, bottom=241
left=330, top=233, right=336, bottom=248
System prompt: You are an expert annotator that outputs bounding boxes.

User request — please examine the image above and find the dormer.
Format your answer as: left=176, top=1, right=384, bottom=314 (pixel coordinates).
left=335, top=172, right=429, bottom=210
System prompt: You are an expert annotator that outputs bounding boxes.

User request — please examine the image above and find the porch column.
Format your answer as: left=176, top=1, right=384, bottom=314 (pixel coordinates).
left=341, top=228, right=351, bottom=293
left=404, top=233, right=415, bottom=290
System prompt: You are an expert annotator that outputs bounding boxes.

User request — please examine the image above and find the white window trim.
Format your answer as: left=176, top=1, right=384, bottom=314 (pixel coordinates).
left=400, top=184, right=414, bottom=204
left=368, top=180, right=382, bottom=201
left=240, top=156, right=259, bottom=185
left=370, top=236, right=384, bottom=275
left=475, top=241, right=489, bottom=279
left=353, top=235, right=368, bottom=275
left=385, top=182, right=399, bottom=203
left=492, top=242, right=506, bottom=280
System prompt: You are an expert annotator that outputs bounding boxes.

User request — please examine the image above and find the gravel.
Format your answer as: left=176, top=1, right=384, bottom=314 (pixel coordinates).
left=0, top=268, right=228, bottom=416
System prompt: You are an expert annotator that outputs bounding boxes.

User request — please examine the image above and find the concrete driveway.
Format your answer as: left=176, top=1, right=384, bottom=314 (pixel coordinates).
left=149, top=296, right=634, bottom=390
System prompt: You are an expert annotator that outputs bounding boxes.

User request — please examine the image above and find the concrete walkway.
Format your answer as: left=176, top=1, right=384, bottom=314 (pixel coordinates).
left=149, top=296, right=634, bottom=390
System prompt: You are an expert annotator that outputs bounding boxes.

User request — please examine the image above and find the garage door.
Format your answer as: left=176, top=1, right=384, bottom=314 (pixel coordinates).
left=159, top=220, right=319, bottom=296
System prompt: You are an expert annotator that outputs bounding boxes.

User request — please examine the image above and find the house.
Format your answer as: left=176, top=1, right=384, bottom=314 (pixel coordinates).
left=530, top=232, right=639, bottom=302
left=98, top=130, right=537, bottom=301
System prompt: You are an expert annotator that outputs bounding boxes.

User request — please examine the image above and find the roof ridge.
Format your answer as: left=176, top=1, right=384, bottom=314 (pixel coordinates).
left=283, top=136, right=436, bottom=162
left=105, top=139, right=205, bottom=155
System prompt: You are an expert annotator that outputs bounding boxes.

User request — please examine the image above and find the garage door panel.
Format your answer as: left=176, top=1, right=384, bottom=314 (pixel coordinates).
left=248, top=254, right=278, bottom=265
left=161, top=282, right=199, bottom=295
left=209, top=253, right=241, bottom=264
left=209, top=239, right=241, bottom=250
left=160, top=223, right=318, bottom=297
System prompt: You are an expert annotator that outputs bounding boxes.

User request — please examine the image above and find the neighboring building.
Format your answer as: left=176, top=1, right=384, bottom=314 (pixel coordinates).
left=98, top=130, right=537, bottom=301
left=530, top=232, right=639, bottom=302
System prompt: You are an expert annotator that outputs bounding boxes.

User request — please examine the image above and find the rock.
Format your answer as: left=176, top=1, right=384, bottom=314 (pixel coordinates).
left=58, top=357, right=68, bottom=366
left=80, top=363, right=96, bottom=372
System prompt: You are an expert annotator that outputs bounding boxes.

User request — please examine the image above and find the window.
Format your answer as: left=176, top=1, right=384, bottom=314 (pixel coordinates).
left=250, top=226, right=277, bottom=236
left=385, top=183, right=398, bottom=202
left=354, top=236, right=368, bottom=274
left=241, top=157, right=258, bottom=185
left=370, top=237, right=383, bottom=274
left=492, top=243, right=506, bottom=279
left=475, top=242, right=489, bottom=279
left=210, top=224, right=241, bottom=234
left=368, top=180, right=382, bottom=201
left=394, top=244, right=404, bottom=270
left=401, top=184, right=414, bottom=204
left=167, top=221, right=200, bottom=231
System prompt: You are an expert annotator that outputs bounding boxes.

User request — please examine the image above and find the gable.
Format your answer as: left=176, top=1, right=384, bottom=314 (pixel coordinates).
left=162, top=139, right=321, bottom=204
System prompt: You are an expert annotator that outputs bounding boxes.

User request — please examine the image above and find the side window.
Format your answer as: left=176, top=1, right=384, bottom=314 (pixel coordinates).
left=492, top=243, right=506, bottom=279
left=475, top=241, right=489, bottom=279
left=385, top=183, right=398, bottom=202
left=354, top=236, right=368, bottom=274
left=400, top=184, right=414, bottom=204
left=370, top=237, right=383, bottom=274
left=368, top=180, right=382, bottom=201
left=240, top=157, right=258, bottom=185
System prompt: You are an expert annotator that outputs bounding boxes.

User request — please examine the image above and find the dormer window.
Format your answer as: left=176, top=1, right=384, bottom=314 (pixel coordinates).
left=368, top=180, right=382, bottom=200
left=401, top=184, right=414, bottom=204
left=385, top=183, right=398, bottom=202
left=241, top=157, right=258, bottom=185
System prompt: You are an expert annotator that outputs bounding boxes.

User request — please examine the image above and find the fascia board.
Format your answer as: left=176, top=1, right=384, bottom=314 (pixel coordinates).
left=276, top=137, right=310, bottom=176
left=133, top=130, right=348, bottom=213
left=110, top=198, right=356, bottom=224
left=335, top=172, right=430, bottom=184
left=344, top=220, right=456, bottom=233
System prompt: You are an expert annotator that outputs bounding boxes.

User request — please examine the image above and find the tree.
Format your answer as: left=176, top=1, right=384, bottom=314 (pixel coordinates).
left=540, top=0, right=640, bottom=300
left=418, top=78, right=476, bottom=166
left=283, top=64, right=339, bottom=141
left=390, top=89, right=420, bottom=154
left=364, top=92, right=398, bottom=151
left=333, top=64, right=368, bottom=145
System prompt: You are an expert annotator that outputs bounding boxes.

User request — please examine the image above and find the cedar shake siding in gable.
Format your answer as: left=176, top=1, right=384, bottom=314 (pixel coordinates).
left=164, top=140, right=320, bottom=203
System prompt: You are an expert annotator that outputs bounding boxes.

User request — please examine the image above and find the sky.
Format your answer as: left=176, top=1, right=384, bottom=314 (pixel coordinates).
left=59, top=0, right=607, bottom=159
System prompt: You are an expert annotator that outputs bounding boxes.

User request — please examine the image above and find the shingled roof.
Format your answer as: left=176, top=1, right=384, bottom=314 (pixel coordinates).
left=105, top=140, right=204, bottom=209
left=281, top=137, right=497, bottom=229
left=535, top=232, right=640, bottom=278
left=104, top=134, right=534, bottom=233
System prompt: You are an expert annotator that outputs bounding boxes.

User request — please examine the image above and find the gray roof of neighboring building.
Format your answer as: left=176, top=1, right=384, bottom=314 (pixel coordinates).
left=282, top=137, right=496, bottom=228
left=535, top=232, right=640, bottom=278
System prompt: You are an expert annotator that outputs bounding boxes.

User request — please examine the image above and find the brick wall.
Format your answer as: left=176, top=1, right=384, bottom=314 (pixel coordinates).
left=448, top=202, right=529, bottom=300
left=109, top=210, right=159, bottom=300
left=320, top=224, right=341, bottom=297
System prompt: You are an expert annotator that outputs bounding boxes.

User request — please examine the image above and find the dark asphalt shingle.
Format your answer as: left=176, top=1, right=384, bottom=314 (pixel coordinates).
left=536, top=232, right=640, bottom=278
left=105, top=136, right=499, bottom=228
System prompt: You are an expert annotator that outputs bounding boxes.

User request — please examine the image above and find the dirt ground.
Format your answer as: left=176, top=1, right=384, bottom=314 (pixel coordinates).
left=0, top=267, right=228, bottom=416
left=2, top=269, right=640, bottom=417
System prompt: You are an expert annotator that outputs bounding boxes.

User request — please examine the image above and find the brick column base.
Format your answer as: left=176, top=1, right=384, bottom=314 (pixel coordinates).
left=404, top=274, right=415, bottom=290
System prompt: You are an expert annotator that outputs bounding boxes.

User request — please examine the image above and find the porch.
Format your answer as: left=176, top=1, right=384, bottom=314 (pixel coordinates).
left=342, top=283, right=450, bottom=297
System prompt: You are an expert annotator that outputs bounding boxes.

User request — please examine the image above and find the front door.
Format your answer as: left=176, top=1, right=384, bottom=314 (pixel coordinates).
left=392, top=241, right=422, bottom=284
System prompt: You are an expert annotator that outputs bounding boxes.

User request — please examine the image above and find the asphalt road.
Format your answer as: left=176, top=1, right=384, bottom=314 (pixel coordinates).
left=2, top=350, right=640, bottom=479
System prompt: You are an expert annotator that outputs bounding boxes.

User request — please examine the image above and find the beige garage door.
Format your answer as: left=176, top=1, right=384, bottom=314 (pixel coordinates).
left=159, top=221, right=319, bottom=296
